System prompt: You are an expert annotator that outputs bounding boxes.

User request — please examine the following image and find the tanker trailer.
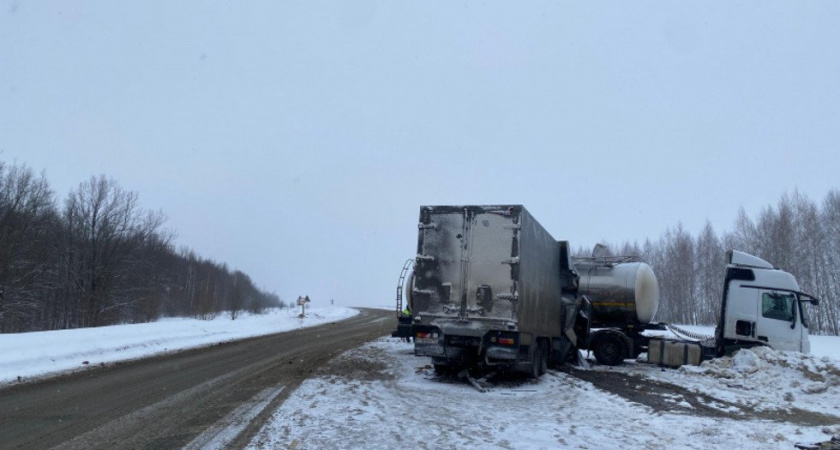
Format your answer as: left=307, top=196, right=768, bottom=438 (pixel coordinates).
left=573, top=256, right=666, bottom=365
left=410, top=205, right=583, bottom=378
left=390, top=259, right=415, bottom=341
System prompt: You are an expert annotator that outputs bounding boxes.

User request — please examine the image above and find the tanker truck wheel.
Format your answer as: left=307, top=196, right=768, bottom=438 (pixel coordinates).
left=593, top=335, right=626, bottom=366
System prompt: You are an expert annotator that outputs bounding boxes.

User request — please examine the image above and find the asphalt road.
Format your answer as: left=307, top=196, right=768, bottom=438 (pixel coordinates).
left=0, top=308, right=393, bottom=450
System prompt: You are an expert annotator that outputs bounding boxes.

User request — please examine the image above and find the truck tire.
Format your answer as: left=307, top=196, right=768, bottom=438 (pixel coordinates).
left=593, top=335, right=626, bottom=366
left=528, top=341, right=548, bottom=378
left=528, top=345, right=540, bottom=379
left=538, top=340, right=548, bottom=376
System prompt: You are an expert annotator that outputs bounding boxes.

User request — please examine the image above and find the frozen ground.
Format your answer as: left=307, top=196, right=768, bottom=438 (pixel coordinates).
left=0, top=306, right=359, bottom=386
left=248, top=334, right=840, bottom=450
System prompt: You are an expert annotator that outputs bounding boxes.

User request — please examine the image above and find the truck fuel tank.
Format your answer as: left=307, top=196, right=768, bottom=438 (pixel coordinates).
left=574, top=259, right=660, bottom=326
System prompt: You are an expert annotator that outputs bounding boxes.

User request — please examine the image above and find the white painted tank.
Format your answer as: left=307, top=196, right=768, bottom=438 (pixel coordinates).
left=575, top=261, right=660, bottom=326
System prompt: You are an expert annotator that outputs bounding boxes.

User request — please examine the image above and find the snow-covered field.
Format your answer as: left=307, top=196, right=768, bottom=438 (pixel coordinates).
left=248, top=334, right=840, bottom=450
left=0, top=306, right=359, bottom=386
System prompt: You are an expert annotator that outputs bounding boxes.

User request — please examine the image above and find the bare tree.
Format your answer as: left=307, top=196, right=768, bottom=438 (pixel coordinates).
left=0, top=163, right=56, bottom=332
left=63, top=175, right=165, bottom=327
left=658, top=223, right=696, bottom=324
left=820, top=190, right=840, bottom=334
left=725, top=206, right=758, bottom=254
left=695, top=221, right=724, bottom=324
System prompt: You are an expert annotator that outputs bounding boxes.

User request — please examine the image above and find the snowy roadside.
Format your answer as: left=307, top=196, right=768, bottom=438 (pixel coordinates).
left=247, top=337, right=840, bottom=450
left=582, top=344, right=840, bottom=420
left=0, top=306, right=359, bottom=387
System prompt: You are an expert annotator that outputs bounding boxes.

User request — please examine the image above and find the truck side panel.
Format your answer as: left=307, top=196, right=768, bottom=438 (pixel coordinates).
left=517, top=209, right=564, bottom=337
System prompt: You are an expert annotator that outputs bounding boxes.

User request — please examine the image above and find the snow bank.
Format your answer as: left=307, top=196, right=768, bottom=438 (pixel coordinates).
left=676, top=346, right=840, bottom=417
left=0, top=306, right=359, bottom=386
left=635, top=324, right=840, bottom=418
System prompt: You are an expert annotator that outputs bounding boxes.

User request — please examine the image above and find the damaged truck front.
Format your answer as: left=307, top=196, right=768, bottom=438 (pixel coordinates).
left=409, top=205, right=585, bottom=377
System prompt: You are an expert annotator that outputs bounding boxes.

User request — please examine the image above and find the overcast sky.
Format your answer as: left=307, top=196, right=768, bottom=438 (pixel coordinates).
left=1, top=1, right=838, bottom=309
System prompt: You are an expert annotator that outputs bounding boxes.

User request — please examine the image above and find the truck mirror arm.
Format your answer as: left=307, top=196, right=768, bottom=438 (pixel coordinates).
left=797, top=294, right=820, bottom=306
left=790, top=299, right=797, bottom=329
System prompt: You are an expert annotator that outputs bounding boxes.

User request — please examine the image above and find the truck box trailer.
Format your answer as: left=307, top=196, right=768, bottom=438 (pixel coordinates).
left=408, top=205, right=583, bottom=377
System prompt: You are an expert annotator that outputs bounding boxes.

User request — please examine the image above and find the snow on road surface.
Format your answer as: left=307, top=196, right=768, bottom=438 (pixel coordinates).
left=0, top=306, right=359, bottom=386
left=248, top=337, right=840, bottom=450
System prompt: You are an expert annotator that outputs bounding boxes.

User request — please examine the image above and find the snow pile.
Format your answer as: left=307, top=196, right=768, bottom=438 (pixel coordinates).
left=677, top=346, right=840, bottom=416
left=248, top=339, right=835, bottom=450
left=731, top=348, right=761, bottom=373
left=0, top=306, right=359, bottom=386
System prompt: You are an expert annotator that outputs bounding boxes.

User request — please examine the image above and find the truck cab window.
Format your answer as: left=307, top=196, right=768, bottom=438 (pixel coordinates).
left=761, top=292, right=795, bottom=322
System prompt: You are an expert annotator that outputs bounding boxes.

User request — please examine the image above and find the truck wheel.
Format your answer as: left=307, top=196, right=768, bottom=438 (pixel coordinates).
left=528, top=359, right=540, bottom=378
left=529, top=341, right=547, bottom=378
left=593, top=336, right=626, bottom=366
left=538, top=340, right=548, bottom=376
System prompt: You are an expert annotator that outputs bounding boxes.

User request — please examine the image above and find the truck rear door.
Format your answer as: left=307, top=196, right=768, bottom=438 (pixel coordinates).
left=414, top=206, right=518, bottom=321
left=466, top=210, right=519, bottom=319
left=414, top=209, right=465, bottom=318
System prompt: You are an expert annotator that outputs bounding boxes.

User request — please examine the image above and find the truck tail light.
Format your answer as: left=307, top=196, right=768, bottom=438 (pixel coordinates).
left=498, top=338, right=515, bottom=345
left=416, top=332, right=439, bottom=339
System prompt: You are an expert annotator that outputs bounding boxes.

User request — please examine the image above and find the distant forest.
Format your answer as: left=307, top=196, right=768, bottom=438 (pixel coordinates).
left=579, top=189, right=840, bottom=336
left=0, top=161, right=283, bottom=333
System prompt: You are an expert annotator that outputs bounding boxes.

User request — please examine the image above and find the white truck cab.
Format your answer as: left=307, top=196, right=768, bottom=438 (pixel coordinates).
left=717, top=251, right=819, bottom=354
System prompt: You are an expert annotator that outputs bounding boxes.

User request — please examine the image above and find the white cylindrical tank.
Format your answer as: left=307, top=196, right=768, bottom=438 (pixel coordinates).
left=575, top=261, right=660, bottom=325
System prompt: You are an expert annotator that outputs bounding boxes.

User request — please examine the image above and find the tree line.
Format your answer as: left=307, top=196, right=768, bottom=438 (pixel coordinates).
left=0, top=161, right=283, bottom=333
left=579, top=189, right=840, bottom=335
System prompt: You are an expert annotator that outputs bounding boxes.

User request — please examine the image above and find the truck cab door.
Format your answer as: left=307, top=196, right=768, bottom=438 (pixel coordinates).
left=721, top=276, right=761, bottom=344
left=754, top=290, right=801, bottom=351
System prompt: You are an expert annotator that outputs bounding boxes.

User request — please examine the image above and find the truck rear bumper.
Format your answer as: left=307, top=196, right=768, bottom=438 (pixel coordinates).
left=485, top=346, right=518, bottom=362
left=414, top=342, right=445, bottom=357
left=415, top=343, right=470, bottom=362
